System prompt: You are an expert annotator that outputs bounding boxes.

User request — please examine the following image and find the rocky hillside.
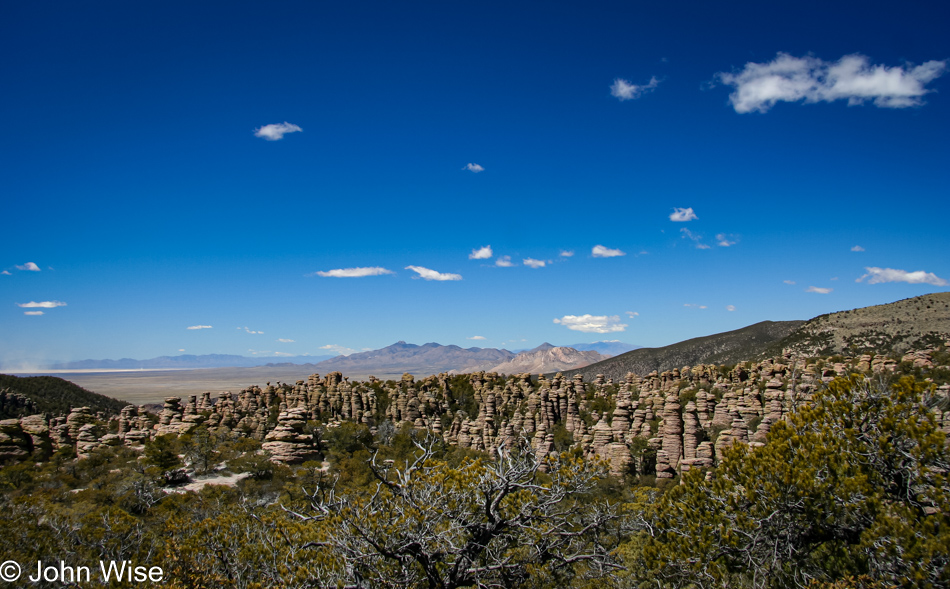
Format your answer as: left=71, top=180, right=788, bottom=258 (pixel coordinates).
left=557, top=321, right=804, bottom=383
left=0, top=374, right=128, bottom=419
left=488, top=344, right=605, bottom=374
left=558, top=292, right=950, bottom=383
left=762, top=292, right=950, bottom=358
left=311, top=342, right=515, bottom=376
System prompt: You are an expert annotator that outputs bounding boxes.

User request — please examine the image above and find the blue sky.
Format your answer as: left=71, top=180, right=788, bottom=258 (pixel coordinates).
left=3, top=0, right=949, bottom=366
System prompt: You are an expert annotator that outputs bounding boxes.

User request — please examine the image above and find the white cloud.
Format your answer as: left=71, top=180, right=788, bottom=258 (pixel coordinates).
left=784, top=280, right=796, bottom=285
left=187, top=325, right=213, bottom=330
left=726, top=305, right=736, bottom=311
left=625, top=311, right=639, bottom=318
left=278, top=338, right=295, bottom=343
left=318, top=344, right=359, bottom=356
left=254, top=122, right=303, bottom=141
left=179, top=349, right=185, bottom=352
left=313, top=267, right=395, bottom=278
left=241, top=327, right=263, bottom=334
left=856, top=267, right=948, bottom=286
left=717, top=233, right=737, bottom=247
left=464, top=163, right=485, bottom=173
left=1, top=270, right=10, bottom=275
left=16, top=262, right=40, bottom=271
left=681, top=228, right=709, bottom=249
left=554, top=314, right=628, bottom=334
left=717, top=53, right=948, bottom=113
left=610, top=76, right=660, bottom=101
left=469, top=245, right=493, bottom=260
left=495, top=256, right=514, bottom=267
left=592, top=245, right=626, bottom=258
left=523, top=258, right=547, bottom=268
left=23, top=311, right=44, bottom=316
left=684, top=303, right=708, bottom=309
left=559, top=250, right=574, bottom=258
left=17, top=301, right=66, bottom=308
left=669, top=207, right=698, bottom=222
left=806, top=286, right=833, bottom=294
left=851, top=245, right=865, bottom=252
left=467, top=335, right=486, bottom=340
left=405, top=265, right=462, bottom=281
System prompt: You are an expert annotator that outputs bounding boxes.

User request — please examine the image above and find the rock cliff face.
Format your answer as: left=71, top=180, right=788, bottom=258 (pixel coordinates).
left=488, top=346, right=605, bottom=375
left=3, top=343, right=948, bottom=479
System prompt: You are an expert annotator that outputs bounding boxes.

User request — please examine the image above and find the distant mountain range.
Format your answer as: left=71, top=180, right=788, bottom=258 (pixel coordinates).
left=559, top=292, right=950, bottom=382
left=42, top=354, right=336, bottom=371
left=14, top=340, right=639, bottom=376
left=308, top=342, right=517, bottom=376
left=7, top=294, right=947, bottom=383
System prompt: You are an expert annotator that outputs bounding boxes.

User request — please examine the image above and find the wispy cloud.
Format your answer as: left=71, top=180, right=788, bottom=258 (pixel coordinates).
left=554, top=314, right=627, bottom=334
left=467, top=335, right=486, bottom=340
left=680, top=228, right=710, bottom=249
left=856, top=267, right=948, bottom=286
left=405, top=265, right=462, bottom=281
left=684, top=303, right=708, bottom=309
left=469, top=245, right=493, bottom=260
left=523, top=258, right=547, bottom=268
left=592, top=245, right=626, bottom=258
left=254, top=122, right=302, bottom=141
left=851, top=245, right=865, bottom=252
left=495, top=256, right=514, bottom=267
left=717, top=233, right=737, bottom=247
left=464, top=163, right=485, bottom=173
left=726, top=305, right=736, bottom=311
left=625, top=311, right=639, bottom=318
left=17, top=301, right=66, bottom=308
left=610, top=76, right=660, bottom=101
left=187, top=325, right=213, bottom=330
left=15, top=262, right=40, bottom=271
left=318, top=344, right=359, bottom=356
left=240, top=326, right=263, bottom=334
left=179, top=349, right=185, bottom=352
left=559, top=250, right=574, bottom=258
left=784, top=280, right=796, bottom=285
left=312, top=267, right=395, bottom=278
left=806, top=286, right=833, bottom=294
left=277, top=338, right=295, bottom=343
left=23, top=311, right=44, bottom=316
left=1, top=270, right=10, bottom=276
left=669, top=207, right=697, bottom=222
left=717, top=53, right=948, bottom=113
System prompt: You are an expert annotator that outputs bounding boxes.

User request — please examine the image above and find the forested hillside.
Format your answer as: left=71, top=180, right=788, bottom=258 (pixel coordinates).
left=0, top=374, right=128, bottom=419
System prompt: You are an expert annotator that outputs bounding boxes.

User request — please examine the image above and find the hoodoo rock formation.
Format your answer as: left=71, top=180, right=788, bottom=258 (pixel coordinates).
left=2, top=345, right=948, bottom=479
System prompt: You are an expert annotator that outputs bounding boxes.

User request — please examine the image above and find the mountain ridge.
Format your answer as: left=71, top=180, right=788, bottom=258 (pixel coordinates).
left=556, top=292, right=950, bottom=382
left=488, top=346, right=606, bottom=374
